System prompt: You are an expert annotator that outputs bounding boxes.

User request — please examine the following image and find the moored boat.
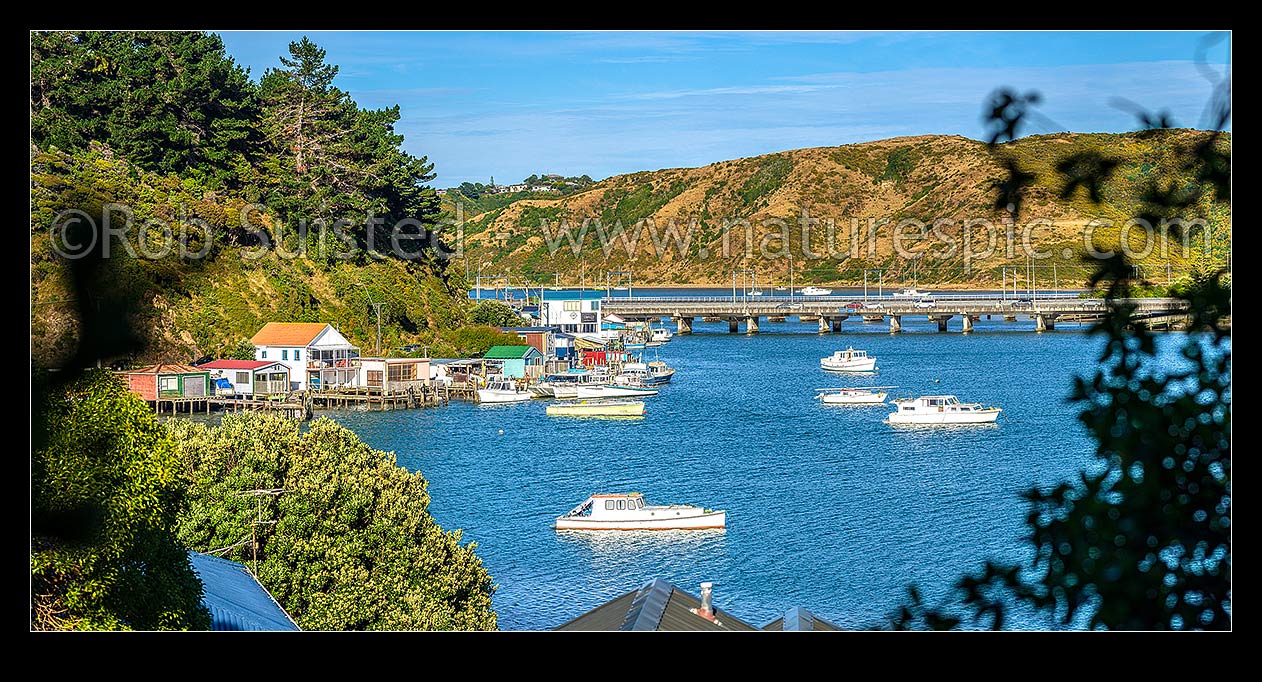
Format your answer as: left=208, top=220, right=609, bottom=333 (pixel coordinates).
left=546, top=399, right=645, bottom=417
left=555, top=492, right=726, bottom=531
left=887, top=395, right=1001, bottom=424
left=577, top=384, right=659, bottom=399
left=650, top=327, right=673, bottom=343
left=892, top=287, right=932, bottom=298
left=477, top=379, right=533, bottom=403
left=814, top=386, right=894, bottom=404
left=820, top=347, right=877, bottom=372
left=799, top=286, right=833, bottom=296
left=646, top=360, right=676, bottom=384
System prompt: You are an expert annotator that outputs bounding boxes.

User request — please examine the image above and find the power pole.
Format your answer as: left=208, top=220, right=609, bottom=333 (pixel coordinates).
left=370, top=302, right=385, bottom=356
left=237, top=488, right=286, bottom=577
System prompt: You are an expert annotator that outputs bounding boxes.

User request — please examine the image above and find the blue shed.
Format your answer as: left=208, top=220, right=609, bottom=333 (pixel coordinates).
left=188, top=552, right=300, bottom=631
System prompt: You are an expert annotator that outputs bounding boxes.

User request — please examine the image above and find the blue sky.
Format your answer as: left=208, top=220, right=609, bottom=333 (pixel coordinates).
left=218, top=31, right=1231, bottom=186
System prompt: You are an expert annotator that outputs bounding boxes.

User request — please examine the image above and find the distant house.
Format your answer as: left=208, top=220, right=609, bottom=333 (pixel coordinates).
left=555, top=578, right=841, bottom=632
left=198, top=360, right=291, bottom=398
left=250, top=323, right=359, bottom=392
left=497, top=326, right=558, bottom=359
left=188, top=552, right=300, bottom=631
left=358, top=356, right=431, bottom=392
left=483, top=345, right=544, bottom=379
left=506, top=183, right=528, bottom=193
left=529, top=184, right=557, bottom=193
left=543, top=173, right=563, bottom=180
left=436, top=188, right=448, bottom=196
left=119, top=364, right=211, bottom=402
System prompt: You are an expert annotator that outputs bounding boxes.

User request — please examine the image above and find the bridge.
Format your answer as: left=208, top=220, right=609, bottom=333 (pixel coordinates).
left=600, top=294, right=1190, bottom=334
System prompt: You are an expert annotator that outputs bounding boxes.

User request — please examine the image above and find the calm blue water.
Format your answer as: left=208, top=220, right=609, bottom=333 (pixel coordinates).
left=320, top=314, right=1152, bottom=630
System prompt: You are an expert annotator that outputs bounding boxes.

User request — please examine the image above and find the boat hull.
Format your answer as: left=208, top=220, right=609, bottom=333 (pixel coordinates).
left=888, top=409, right=1001, bottom=424
left=477, top=389, right=533, bottom=403
left=577, top=385, right=659, bottom=398
left=546, top=400, right=645, bottom=417
left=821, top=359, right=877, bottom=372
left=555, top=510, right=726, bottom=531
left=820, top=391, right=887, bottom=404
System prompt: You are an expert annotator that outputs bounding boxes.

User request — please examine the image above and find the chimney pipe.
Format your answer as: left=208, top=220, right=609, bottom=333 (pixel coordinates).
left=699, top=582, right=714, bottom=619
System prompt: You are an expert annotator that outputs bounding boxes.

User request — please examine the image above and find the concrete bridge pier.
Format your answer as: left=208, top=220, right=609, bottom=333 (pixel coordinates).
left=728, top=319, right=740, bottom=334
left=831, top=318, right=844, bottom=333
left=889, top=315, right=902, bottom=334
left=745, top=316, right=760, bottom=334
left=1004, top=314, right=1017, bottom=322
left=930, top=315, right=952, bottom=332
left=818, top=317, right=831, bottom=334
left=674, top=316, right=692, bottom=335
left=962, top=315, right=974, bottom=333
left=767, top=315, right=786, bottom=323
left=1035, top=314, right=1057, bottom=332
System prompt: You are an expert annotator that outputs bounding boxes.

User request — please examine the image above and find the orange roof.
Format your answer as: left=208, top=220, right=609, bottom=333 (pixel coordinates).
left=250, top=322, right=329, bottom=347
left=120, top=363, right=205, bottom=375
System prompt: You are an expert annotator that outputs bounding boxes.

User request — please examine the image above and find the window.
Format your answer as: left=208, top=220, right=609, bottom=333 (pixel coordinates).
left=159, top=376, right=179, bottom=393
left=261, top=350, right=267, bottom=359
left=605, top=500, right=615, bottom=510
left=235, top=371, right=250, bottom=384
left=294, top=349, right=301, bottom=361
left=367, top=370, right=383, bottom=388
left=282, top=349, right=289, bottom=360
left=563, top=300, right=579, bottom=311
left=616, top=500, right=626, bottom=510
left=388, top=363, right=416, bottom=382
left=903, top=406, right=914, bottom=411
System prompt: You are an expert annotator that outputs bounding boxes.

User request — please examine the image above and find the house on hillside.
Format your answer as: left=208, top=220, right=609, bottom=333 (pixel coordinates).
left=188, top=552, right=300, bottom=631
left=250, top=323, right=359, bottom=392
left=483, top=345, right=544, bottom=379
left=198, top=360, right=291, bottom=398
left=118, top=364, right=211, bottom=402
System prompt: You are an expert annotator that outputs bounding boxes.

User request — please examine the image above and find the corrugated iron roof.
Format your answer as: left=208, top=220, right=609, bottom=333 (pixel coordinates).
left=120, top=363, right=205, bottom=375
left=483, top=345, right=537, bottom=359
left=250, top=322, right=329, bottom=347
left=762, top=606, right=841, bottom=631
left=188, top=552, right=299, bottom=631
left=555, top=578, right=759, bottom=631
left=198, top=360, right=277, bottom=370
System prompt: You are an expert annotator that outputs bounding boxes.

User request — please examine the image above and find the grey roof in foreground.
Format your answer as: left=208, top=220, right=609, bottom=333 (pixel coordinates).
left=761, top=606, right=842, bottom=631
left=189, top=552, right=299, bottom=631
left=555, top=578, right=759, bottom=631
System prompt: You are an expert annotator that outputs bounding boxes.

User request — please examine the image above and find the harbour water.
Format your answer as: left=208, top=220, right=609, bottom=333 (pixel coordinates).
left=322, top=314, right=1162, bottom=630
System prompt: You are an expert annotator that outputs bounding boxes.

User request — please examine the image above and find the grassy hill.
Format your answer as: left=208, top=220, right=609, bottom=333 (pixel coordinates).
left=449, top=130, right=1230, bottom=288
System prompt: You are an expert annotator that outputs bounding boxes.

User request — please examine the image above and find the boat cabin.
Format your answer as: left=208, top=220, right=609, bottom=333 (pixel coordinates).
left=828, top=348, right=868, bottom=361
left=564, top=493, right=649, bottom=519
left=894, top=395, right=983, bottom=413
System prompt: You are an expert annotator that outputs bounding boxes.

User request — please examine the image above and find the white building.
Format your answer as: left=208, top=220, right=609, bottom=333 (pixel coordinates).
left=250, top=322, right=360, bottom=391
left=199, top=360, right=291, bottom=397
left=540, top=291, right=603, bottom=334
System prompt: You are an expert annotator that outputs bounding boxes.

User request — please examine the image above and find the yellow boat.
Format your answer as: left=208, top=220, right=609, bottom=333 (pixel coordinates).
left=546, top=399, right=645, bottom=417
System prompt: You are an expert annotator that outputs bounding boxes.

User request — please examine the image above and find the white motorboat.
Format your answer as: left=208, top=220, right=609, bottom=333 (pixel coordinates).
left=650, top=327, right=673, bottom=343
left=477, top=380, right=532, bottom=403
left=887, top=395, right=1002, bottom=424
left=893, top=287, right=932, bottom=298
left=532, top=369, right=609, bottom=398
left=799, top=286, right=833, bottom=296
left=750, top=290, right=764, bottom=296
left=555, top=492, right=726, bottom=531
left=814, top=386, right=894, bottom=404
left=546, top=399, right=645, bottom=417
left=820, top=347, right=877, bottom=372
left=577, top=384, right=659, bottom=399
